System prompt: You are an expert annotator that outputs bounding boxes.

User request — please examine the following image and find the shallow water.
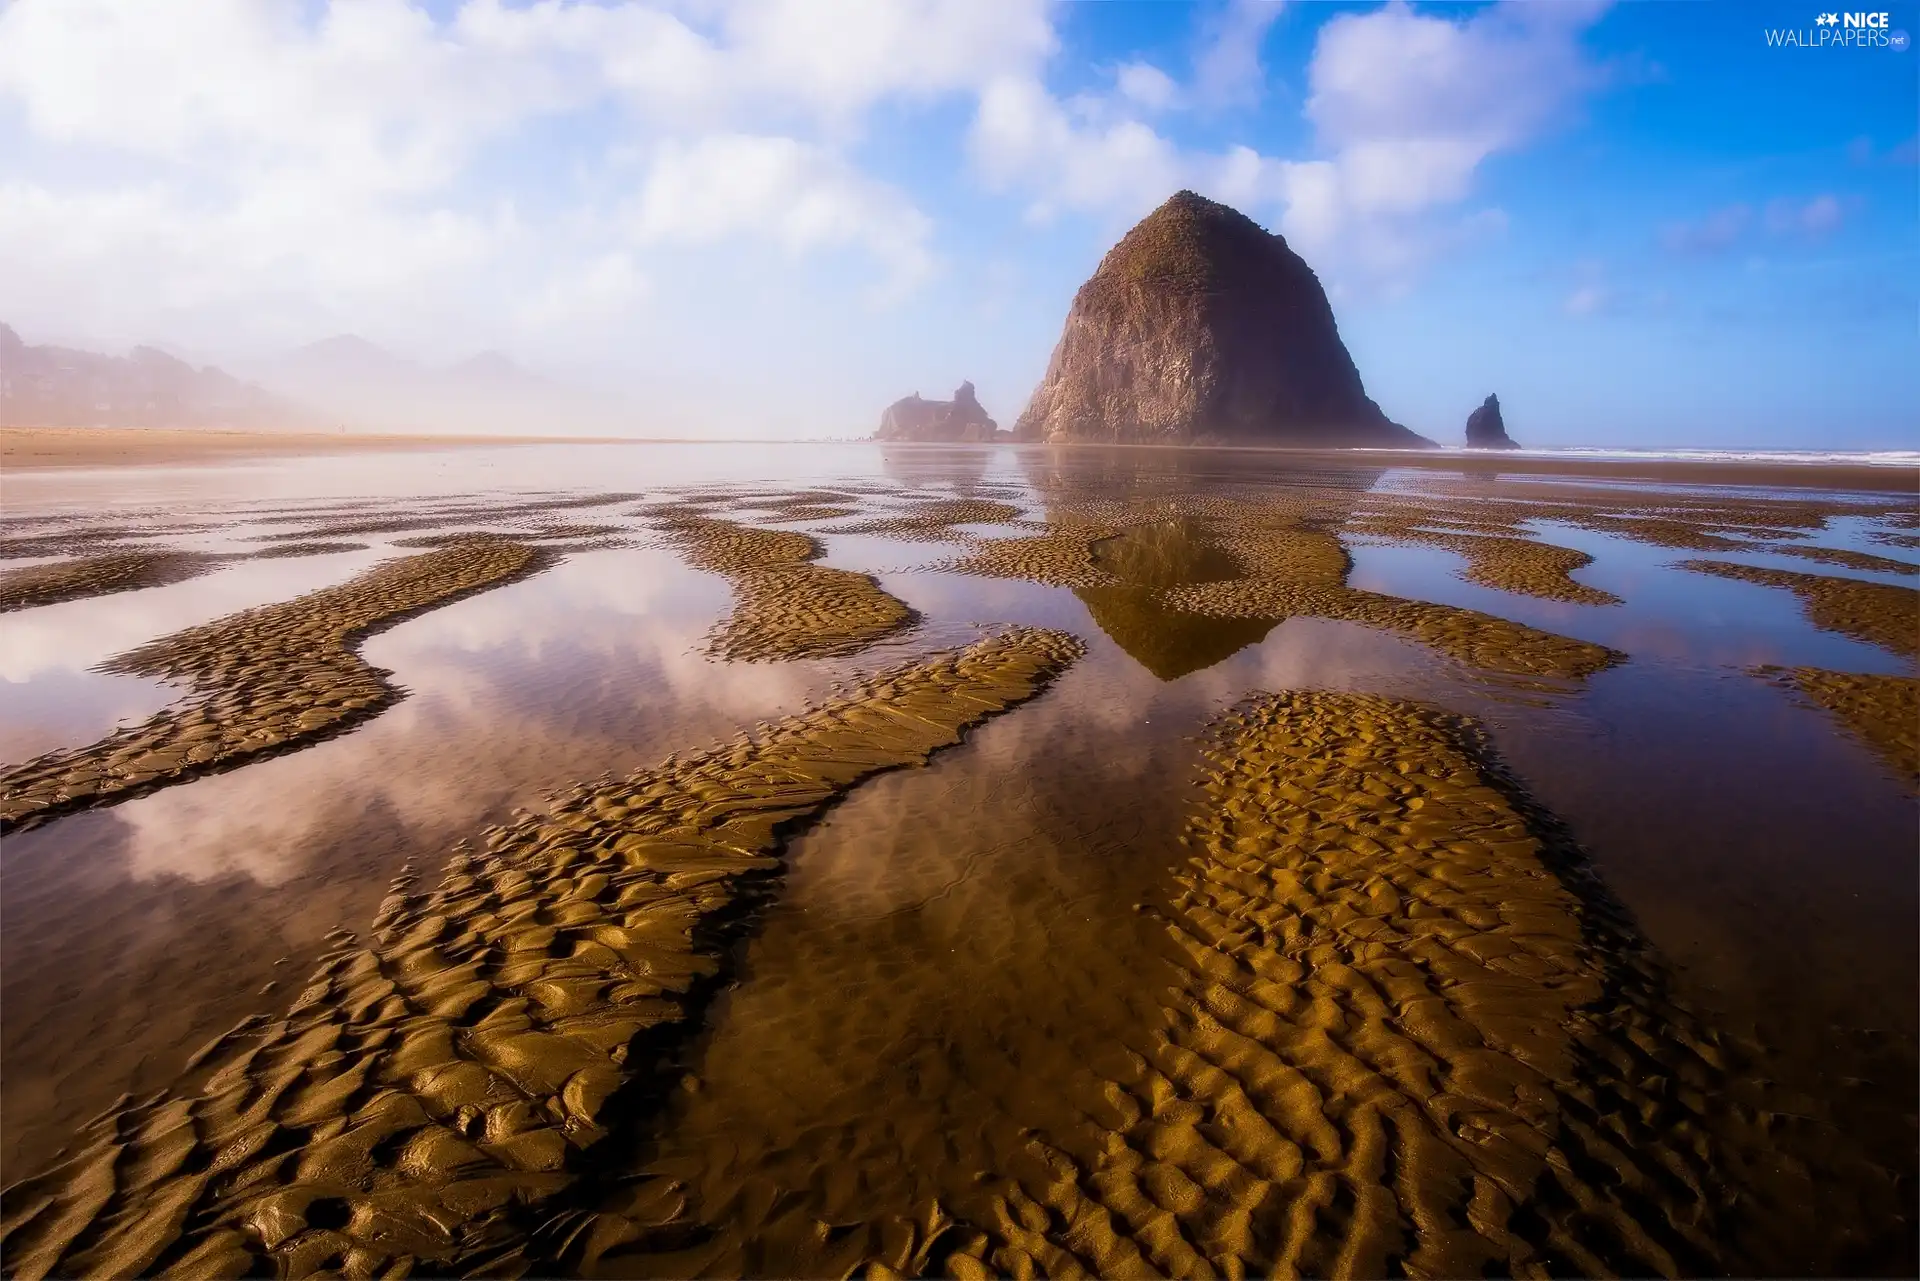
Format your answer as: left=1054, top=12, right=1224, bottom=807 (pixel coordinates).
left=1, top=443, right=1914, bottom=1276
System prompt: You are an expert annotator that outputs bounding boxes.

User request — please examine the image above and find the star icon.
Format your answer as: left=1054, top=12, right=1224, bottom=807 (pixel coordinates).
left=1817, top=11, right=1839, bottom=24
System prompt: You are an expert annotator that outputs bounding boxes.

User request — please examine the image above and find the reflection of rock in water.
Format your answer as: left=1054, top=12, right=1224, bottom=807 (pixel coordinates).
left=1015, top=444, right=1388, bottom=505
left=878, top=444, right=994, bottom=492
left=936, top=489, right=1623, bottom=683
left=1076, top=520, right=1282, bottom=680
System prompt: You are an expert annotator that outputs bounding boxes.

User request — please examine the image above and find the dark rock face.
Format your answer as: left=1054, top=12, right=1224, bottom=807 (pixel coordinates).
left=875, top=381, right=1001, bottom=442
left=1465, top=394, right=1519, bottom=449
left=1015, top=191, right=1430, bottom=448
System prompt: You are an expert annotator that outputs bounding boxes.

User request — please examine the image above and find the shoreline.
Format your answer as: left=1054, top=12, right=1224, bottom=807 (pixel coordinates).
left=1188, top=443, right=1920, bottom=494
left=0, top=426, right=615, bottom=472
left=3, top=426, right=1914, bottom=494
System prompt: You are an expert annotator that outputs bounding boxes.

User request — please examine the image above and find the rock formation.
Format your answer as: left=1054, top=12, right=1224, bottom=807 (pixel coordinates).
left=875, top=381, right=1001, bottom=442
left=1014, top=191, right=1431, bottom=448
left=0, top=322, right=284, bottom=429
left=1465, top=394, right=1519, bottom=449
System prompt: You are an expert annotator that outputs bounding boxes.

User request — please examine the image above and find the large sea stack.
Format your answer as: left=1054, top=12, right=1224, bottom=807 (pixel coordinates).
left=875, top=381, right=1000, bottom=442
left=1464, top=393, right=1519, bottom=449
left=1015, top=191, right=1430, bottom=448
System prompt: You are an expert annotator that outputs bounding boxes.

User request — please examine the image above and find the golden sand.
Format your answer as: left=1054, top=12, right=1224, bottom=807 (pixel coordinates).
left=0, top=550, right=222, bottom=613
left=835, top=499, right=1027, bottom=542
left=0, top=524, right=212, bottom=561
left=660, top=514, right=916, bottom=661
left=0, top=628, right=1083, bottom=1280
left=1760, top=543, right=1917, bottom=576
left=933, top=525, right=1129, bottom=588
left=1166, top=580, right=1622, bottom=679
left=0, top=426, right=626, bottom=471
left=571, top=692, right=1896, bottom=1278
left=1350, top=517, right=1620, bottom=606
left=0, top=538, right=552, bottom=834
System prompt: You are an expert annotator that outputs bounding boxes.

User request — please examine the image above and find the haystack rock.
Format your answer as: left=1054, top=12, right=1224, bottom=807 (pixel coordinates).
left=875, top=381, right=1000, bottom=442
left=1015, top=191, right=1431, bottom=448
left=1465, top=394, right=1519, bottom=449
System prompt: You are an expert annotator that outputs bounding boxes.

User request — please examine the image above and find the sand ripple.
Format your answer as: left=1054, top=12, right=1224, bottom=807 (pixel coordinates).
left=0, top=538, right=552, bottom=834
left=0, top=627, right=1084, bottom=1279
left=927, top=693, right=1895, bottom=1278
left=0, top=550, right=222, bottom=613
left=660, top=515, right=916, bottom=661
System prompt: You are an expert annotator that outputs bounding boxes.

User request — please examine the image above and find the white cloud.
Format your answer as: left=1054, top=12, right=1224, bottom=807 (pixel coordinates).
left=968, top=0, right=1605, bottom=287
left=700, top=0, right=1057, bottom=125
left=970, top=77, right=1186, bottom=223
left=629, top=134, right=934, bottom=299
left=0, top=0, right=1051, bottom=365
left=0, top=0, right=1616, bottom=414
left=1116, top=62, right=1180, bottom=112
left=1193, top=0, right=1285, bottom=109
left=516, top=251, right=649, bottom=337
left=1272, top=0, right=1609, bottom=279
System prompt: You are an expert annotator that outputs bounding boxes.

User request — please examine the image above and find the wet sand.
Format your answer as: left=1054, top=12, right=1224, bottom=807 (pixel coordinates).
left=1, top=539, right=555, bottom=833
left=1, top=446, right=1913, bottom=1277
left=1, top=629, right=1081, bottom=1278
left=657, top=512, right=917, bottom=661
left=6, top=427, right=1915, bottom=495
left=0, top=427, right=571, bottom=471
left=0, top=550, right=224, bottom=613
left=1757, top=667, right=1919, bottom=785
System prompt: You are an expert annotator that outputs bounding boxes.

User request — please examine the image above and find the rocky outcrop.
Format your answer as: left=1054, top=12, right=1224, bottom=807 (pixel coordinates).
left=876, top=381, right=1000, bottom=442
left=1015, top=191, right=1430, bottom=448
left=1465, top=394, right=1519, bottom=449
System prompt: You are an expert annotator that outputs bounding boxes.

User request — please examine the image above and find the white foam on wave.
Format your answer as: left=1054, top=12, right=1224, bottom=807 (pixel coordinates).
left=1376, top=447, right=1920, bottom=467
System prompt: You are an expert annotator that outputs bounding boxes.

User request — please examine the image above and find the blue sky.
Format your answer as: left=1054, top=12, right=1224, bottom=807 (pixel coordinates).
left=0, top=1, right=1914, bottom=447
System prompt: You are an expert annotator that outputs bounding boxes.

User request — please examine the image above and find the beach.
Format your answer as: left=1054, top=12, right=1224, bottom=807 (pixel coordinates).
left=1, top=440, right=1914, bottom=1277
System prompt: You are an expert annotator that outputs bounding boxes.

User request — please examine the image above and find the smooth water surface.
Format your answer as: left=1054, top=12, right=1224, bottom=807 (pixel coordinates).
left=2, top=442, right=1913, bottom=1272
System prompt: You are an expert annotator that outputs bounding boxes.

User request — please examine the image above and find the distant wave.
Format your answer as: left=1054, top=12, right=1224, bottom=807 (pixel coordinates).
left=1405, top=447, right=1920, bottom=467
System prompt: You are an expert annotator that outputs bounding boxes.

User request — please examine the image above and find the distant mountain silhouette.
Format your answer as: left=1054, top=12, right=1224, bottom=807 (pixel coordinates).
left=254, top=336, right=598, bottom=434
left=447, top=350, right=549, bottom=388
left=0, top=323, right=287, bottom=429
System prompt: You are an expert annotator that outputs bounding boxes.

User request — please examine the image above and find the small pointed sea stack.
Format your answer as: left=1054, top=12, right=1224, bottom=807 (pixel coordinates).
left=1465, top=393, right=1519, bottom=449
left=1014, top=190, right=1430, bottom=447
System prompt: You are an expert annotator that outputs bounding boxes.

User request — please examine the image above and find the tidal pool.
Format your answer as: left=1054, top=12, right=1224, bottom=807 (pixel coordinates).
left=1, top=443, right=1913, bottom=1277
